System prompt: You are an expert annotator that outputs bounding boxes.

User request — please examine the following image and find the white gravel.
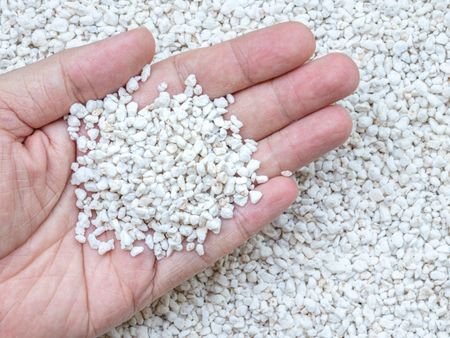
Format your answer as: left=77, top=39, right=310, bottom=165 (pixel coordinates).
left=68, top=73, right=263, bottom=259
left=1, top=0, right=449, bottom=337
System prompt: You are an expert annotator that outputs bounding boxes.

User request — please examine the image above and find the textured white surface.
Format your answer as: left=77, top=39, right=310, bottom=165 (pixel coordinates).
left=1, top=0, right=449, bottom=337
left=68, top=72, right=262, bottom=260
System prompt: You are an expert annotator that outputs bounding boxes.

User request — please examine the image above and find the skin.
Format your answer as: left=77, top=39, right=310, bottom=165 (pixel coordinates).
left=0, top=23, right=359, bottom=338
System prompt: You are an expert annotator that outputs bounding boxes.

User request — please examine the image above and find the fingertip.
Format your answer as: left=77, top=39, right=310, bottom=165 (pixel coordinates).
left=237, top=22, right=316, bottom=84
left=334, top=105, right=353, bottom=141
left=266, top=176, right=298, bottom=208
left=282, top=21, right=316, bottom=59
left=320, top=105, right=353, bottom=146
left=126, top=27, right=156, bottom=63
left=327, top=52, right=360, bottom=95
left=102, top=27, right=155, bottom=69
left=271, top=21, right=316, bottom=63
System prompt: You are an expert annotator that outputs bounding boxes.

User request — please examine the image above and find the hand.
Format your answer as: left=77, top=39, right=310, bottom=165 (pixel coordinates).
left=0, top=23, right=358, bottom=338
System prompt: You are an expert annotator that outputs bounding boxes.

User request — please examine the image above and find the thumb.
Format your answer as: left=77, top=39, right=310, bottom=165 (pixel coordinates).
left=0, top=28, right=155, bottom=139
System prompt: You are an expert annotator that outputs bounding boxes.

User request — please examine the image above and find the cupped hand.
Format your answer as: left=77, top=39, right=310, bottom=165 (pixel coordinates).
left=0, top=23, right=358, bottom=338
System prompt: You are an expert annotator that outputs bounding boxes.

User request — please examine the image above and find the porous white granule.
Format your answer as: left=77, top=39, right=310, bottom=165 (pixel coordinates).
left=68, top=74, right=263, bottom=259
left=2, top=0, right=449, bottom=337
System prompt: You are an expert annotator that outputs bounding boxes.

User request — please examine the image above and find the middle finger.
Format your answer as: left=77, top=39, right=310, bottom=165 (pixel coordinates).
left=228, top=53, right=359, bottom=140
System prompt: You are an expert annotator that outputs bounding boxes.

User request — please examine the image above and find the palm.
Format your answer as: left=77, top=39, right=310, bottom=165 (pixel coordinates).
left=0, top=24, right=358, bottom=338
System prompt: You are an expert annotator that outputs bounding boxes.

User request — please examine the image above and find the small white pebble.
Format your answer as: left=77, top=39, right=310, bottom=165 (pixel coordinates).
left=391, top=231, right=404, bottom=248
left=249, top=190, right=262, bottom=204
left=195, top=244, right=204, bottom=256
left=130, top=246, right=145, bottom=257
left=98, top=240, right=114, bottom=255
left=226, top=93, right=235, bottom=104
left=75, top=234, right=86, bottom=244
left=184, top=74, right=197, bottom=87
left=126, top=77, right=139, bottom=93
left=281, top=170, right=293, bottom=177
left=158, top=82, right=168, bottom=92
left=220, top=206, right=234, bottom=219
left=140, top=64, right=152, bottom=82
left=255, top=175, right=268, bottom=184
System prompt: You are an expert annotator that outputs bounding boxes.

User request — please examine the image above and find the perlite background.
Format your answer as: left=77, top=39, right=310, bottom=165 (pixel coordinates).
left=1, top=0, right=448, bottom=337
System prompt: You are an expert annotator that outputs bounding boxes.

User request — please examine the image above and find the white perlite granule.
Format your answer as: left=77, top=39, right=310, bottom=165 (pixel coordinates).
left=2, top=0, right=448, bottom=337
left=68, top=73, right=264, bottom=259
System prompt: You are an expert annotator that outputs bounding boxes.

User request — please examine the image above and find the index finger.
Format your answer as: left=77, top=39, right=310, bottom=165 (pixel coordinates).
left=134, top=22, right=315, bottom=106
